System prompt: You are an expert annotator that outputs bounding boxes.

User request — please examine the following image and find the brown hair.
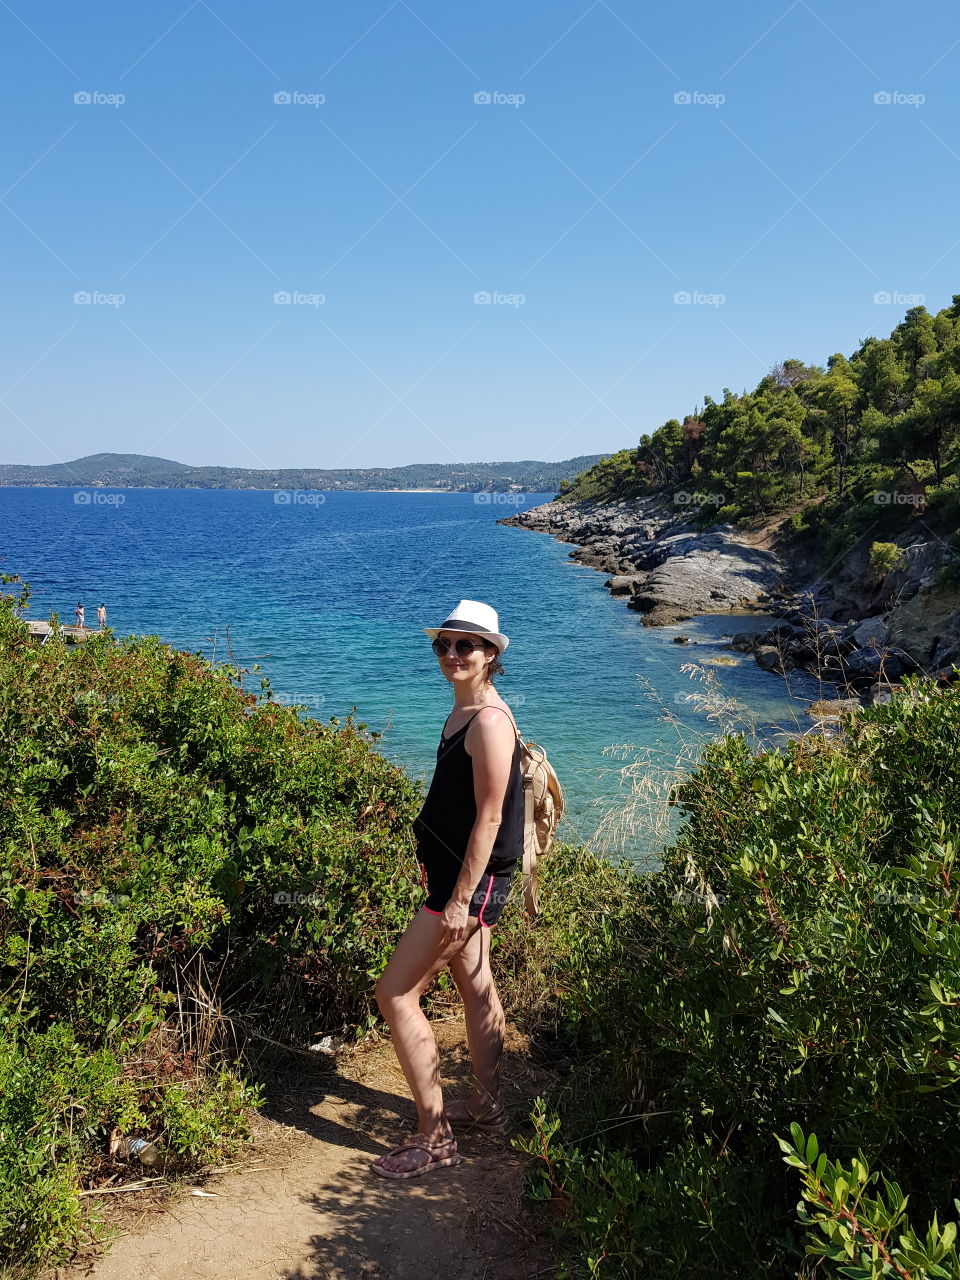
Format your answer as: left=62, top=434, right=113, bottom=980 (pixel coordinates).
left=483, top=643, right=505, bottom=681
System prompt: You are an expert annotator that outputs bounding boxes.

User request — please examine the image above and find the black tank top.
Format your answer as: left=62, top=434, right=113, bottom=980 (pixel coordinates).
left=413, top=707, right=524, bottom=871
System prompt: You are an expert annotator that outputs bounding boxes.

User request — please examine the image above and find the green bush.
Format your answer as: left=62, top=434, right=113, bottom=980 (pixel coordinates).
left=778, top=1125, right=960, bottom=1278
left=0, top=578, right=423, bottom=1270
left=927, top=478, right=960, bottom=535
left=517, top=679, right=960, bottom=1277
left=0, top=1023, right=138, bottom=1269
left=869, top=540, right=906, bottom=576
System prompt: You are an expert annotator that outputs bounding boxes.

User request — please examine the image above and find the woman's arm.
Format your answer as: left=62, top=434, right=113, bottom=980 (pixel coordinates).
left=439, top=708, right=515, bottom=941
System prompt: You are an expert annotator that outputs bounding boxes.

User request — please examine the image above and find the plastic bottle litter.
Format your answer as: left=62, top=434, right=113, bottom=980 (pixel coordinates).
left=119, top=1136, right=165, bottom=1169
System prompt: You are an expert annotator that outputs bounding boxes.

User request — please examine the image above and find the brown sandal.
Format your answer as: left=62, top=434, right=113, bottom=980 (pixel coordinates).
left=370, top=1133, right=461, bottom=1180
left=444, top=1097, right=510, bottom=1135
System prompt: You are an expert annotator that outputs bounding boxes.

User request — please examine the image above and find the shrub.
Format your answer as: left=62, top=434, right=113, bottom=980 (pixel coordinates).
left=778, top=1125, right=960, bottom=1278
left=0, top=1022, right=139, bottom=1268
left=869, top=540, right=905, bottom=576
left=517, top=679, right=960, bottom=1277
left=0, top=579, right=422, bottom=1270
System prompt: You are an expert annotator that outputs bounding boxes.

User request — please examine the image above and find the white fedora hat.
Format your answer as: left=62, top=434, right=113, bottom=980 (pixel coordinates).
left=424, top=599, right=509, bottom=653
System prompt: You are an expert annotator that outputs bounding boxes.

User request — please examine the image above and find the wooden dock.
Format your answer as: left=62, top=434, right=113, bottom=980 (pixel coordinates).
left=24, top=620, right=94, bottom=644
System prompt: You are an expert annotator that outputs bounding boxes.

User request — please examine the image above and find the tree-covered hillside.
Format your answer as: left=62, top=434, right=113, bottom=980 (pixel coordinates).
left=0, top=453, right=607, bottom=494
left=560, top=297, right=960, bottom=566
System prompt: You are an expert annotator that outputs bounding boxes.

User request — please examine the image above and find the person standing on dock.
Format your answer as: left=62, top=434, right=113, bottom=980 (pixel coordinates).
left=75, top=602, right=84, bottom=629
left=97, top=603, right=107, bottom=629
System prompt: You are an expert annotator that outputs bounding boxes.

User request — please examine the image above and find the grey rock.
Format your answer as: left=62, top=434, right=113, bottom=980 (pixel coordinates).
left=853, top=615, right=887, bottom=649
left=767, top=622, right=805, bottom=642
left=730, top=631, right=761, bottom=651
left=503, top=495, right=783, bottom=625
left=503, top=492, right=959, bottom=702
left=791, top=645, right=818, bottom=666
left=933, top=642, right=960, bottom=671
left=605, top=575, right=643, bottom=595
left=755, top=645, right=789, bottom=672
left=841, top=649, right=884, bottom=679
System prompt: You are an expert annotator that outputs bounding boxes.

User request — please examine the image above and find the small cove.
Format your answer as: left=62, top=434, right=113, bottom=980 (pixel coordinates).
left=0, top=487, right=834, bottom=856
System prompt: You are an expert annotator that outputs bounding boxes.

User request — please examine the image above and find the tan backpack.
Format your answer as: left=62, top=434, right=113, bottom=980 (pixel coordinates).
left=513, top=729, right=564, bottom=918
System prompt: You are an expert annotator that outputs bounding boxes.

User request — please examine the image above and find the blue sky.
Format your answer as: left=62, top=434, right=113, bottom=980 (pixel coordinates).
left=2, top=1, right=959, bottom=470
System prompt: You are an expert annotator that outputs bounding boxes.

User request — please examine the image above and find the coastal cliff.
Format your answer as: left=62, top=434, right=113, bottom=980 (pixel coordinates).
left=502, top=495, right=960, bottom=701
left=502, top=494, right=784, bottom=625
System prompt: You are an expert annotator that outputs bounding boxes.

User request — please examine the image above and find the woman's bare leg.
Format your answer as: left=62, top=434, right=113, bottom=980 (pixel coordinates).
left=448, top=924, right=505, bottom=1111
left=373, top=908, right=480, bottom=1169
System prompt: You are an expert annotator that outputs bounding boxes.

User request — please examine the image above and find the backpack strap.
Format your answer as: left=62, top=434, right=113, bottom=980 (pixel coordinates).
left=502, top=718, right=543, bottom=919
left=512, top=725, right=540, bottom=919
left=521, top=775, right=539, bottom=918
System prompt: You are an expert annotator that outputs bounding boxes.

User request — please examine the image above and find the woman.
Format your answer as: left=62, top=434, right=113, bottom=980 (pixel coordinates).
left=371, top=599, right=523, bottom=1179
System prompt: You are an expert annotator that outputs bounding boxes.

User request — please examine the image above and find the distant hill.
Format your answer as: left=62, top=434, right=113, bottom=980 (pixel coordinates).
left=0, top=452, right=609, bottom=493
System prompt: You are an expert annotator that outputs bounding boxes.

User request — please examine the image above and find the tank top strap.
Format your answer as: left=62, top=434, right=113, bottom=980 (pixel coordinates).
left=441, top=703, right=517, bottom=744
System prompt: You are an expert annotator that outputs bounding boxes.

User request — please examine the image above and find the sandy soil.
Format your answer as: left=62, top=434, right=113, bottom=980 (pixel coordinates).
left=46, top=1018, right=557, bottom=1280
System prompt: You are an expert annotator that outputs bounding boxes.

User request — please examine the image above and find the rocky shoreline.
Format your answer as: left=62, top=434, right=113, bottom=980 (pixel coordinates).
left=502, top=495, right=960, bottom=708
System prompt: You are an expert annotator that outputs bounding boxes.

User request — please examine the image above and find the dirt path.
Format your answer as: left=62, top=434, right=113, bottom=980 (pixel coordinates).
left=48, top=1019, right=556, bottom=1280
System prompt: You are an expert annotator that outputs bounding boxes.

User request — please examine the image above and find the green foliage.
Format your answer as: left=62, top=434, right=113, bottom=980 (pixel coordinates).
left=558, top=449, right=646, bottom=502
left=0, top=453, right=605, bottom=494
left=928, top=481, right=960, bottom=544
left=149, top=1070, right=262, bottom=1163
left=779, top=1125, right=960, bottom=1279
left=870, top=540, right=906, bottom=576
left=934, top=530, right=960, bottom=589
left=518, top=680, right=960, bottom=1278
left=787, top=510, right=808, bottom=534
left=0, top=578, right=423, bottom=1270
left=0, top=1022, right=139, bottom=1269
left=559, top=298, right=960, bottom=560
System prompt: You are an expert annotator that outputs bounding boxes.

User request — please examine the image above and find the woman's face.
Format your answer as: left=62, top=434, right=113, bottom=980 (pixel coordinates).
left=435, top=630, right=495, bottom=685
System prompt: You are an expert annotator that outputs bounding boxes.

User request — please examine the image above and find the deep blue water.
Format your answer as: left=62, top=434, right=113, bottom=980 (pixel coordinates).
left=0, top=487, right=833, bottom=858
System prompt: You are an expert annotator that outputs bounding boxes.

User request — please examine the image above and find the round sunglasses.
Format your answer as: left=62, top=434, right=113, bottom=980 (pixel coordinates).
left=431, top=636, right=493, bottom=658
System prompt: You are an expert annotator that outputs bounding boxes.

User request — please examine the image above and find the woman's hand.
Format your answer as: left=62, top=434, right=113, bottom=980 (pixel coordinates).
left=439, top=897, right=471, bottom=944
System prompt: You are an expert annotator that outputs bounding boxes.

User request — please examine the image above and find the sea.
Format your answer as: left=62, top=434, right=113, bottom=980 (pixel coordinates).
left=0, top=487, right=835, bottom=863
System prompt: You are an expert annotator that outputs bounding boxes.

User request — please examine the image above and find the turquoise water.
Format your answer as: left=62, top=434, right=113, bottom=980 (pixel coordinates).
left=0, top=487, right=833, bottom=856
